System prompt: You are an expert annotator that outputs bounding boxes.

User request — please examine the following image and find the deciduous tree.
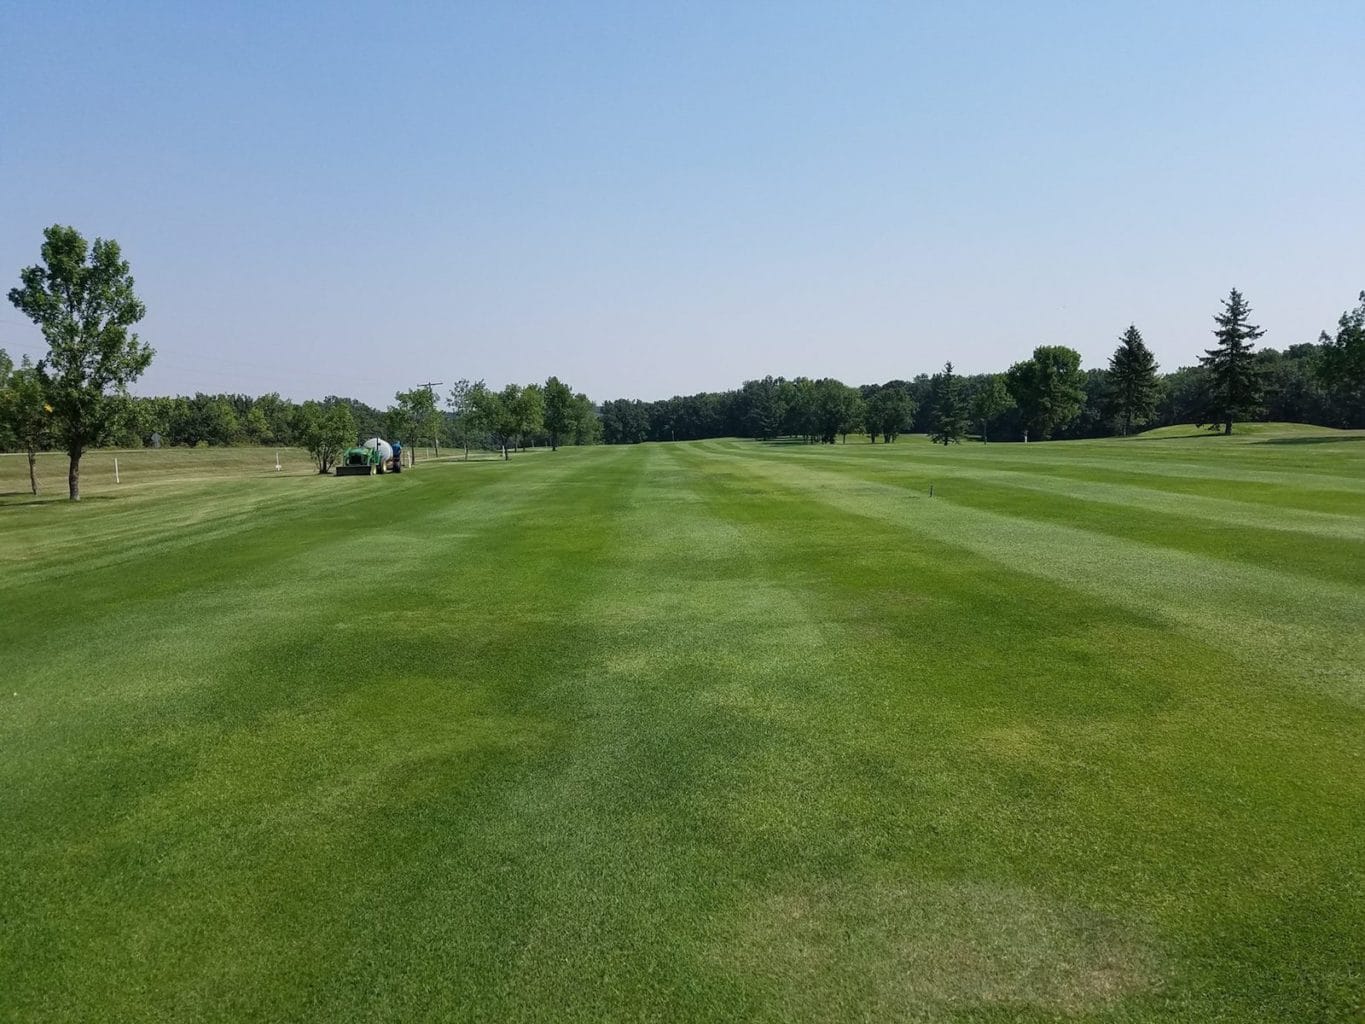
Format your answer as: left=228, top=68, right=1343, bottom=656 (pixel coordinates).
left=742, top=376, right=786, bottom=440
left=0, top=356, right=53, bottom=494
left=296, top=401, right=355, bottom=473
left=542, top=376, right=574, bottom=451
left=970, top=374, right=1013, bottom=443
left=1006, top=346, right=1086, bottom=440
left=394, top=387, right=438, bottom=460
left=810, top=378, right=862, bottom=444
left=7, top=225, right=153, bottom=500
left=446, top=379, right=479, bottom=460
left=570, top=393, right=601, bottom=444
left=864, top=386, right=913, bottom=443
left=1316, top=291, right=1365, bottom=416
left=514, top=383, right=545, bottom=450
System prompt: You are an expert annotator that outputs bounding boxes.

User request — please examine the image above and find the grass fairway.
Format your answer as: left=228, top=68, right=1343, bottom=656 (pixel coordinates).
left=2, top=430, right=1362, bottom=1022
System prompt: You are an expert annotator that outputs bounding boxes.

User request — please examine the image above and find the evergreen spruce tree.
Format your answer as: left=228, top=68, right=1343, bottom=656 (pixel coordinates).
left=1200, top=289, right=1264, bottom=434
left=929, top=362, right=969, bottom=445
left=1106, top=324, right=1159, bottom=435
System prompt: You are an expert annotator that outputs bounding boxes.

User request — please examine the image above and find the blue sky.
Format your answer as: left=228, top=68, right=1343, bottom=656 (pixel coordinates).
left=3, top=2, right=1362, bottom=406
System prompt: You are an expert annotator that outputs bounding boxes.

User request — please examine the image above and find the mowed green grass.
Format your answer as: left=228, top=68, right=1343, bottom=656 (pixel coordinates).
left=2, top=428, right=1362, bottom=1023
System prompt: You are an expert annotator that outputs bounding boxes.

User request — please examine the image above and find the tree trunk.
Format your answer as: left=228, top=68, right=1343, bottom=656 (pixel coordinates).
left=502, top=444, right=509, bottom=461
left=68, top=450, right=81, bottom=501
left=27, top=450, right=39, bottom=494
left=551, top=433, right=558, bottom=452
left=1224, top=419, right=1232, bottom=435
left=463, top=442, right=469, bottom=461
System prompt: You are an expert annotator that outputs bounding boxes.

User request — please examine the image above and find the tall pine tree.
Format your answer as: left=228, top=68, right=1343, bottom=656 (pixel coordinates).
left=1106, top=324, right=1159, bottom=435
left=1200, top=289, right=1264, bottom=435
left=929, top=361, right=968, bottom=445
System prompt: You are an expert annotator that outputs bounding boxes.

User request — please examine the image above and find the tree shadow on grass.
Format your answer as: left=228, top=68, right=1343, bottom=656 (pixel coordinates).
left=1251, top=435, right=1365, bottom=445
left=1128, top=431, right=1225, bottom=440
left=757, top=438, right=859, bottom=447
left=0, top=492, right=118, bottom=507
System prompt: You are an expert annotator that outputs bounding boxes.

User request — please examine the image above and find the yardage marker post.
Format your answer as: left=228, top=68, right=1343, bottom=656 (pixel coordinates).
left=114, top=458, right=120, bottom=484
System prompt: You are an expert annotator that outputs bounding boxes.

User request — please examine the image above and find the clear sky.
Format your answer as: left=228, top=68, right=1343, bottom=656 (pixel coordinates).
left=2, top=2, right=1362, bottom=406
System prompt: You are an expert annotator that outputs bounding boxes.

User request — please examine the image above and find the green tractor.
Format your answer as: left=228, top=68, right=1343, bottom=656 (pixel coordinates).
left=335, top=438, right=403, bottom=476
left=335, top=445, right=384, bottom=476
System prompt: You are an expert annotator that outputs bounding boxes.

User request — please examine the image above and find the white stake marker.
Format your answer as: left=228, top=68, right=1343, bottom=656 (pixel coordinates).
left=275, top=450, right=282, bottom=471
left=114, top=458, right=120, bottom=483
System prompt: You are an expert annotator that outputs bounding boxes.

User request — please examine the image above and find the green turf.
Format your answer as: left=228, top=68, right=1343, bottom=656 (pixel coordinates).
left=1132, top=420, right=1352, bottom=439
left=2, top=430, right=1362, bottom=1023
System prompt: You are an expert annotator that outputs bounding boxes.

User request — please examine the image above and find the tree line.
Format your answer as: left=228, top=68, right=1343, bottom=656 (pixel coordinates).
left=4, top=224, right=1364, bottom=499
left=598, top=289, right=1365, bottom=446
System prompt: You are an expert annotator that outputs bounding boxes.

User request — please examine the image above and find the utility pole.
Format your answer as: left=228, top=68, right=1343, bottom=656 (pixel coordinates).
left=414, top=381, right=444, bottom=458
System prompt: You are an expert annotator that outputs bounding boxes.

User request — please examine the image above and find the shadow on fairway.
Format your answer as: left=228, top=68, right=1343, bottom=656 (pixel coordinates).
left=0, top=493, right=118, bottom=507
left=758, top=438, right=863, bottom=446
left=1127, top=431, right=1224, bottom=440
left=1252, top=435, right=1365, bottom=445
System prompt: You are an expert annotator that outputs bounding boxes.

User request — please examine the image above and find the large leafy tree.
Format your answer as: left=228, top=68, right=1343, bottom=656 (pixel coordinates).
left=1316, top=291, right=1365, bottom=417
left=393, top=387, right=439, bottom=459
left=461, top=382, right=496, bottom=456
left=1006, top=345, right=1086, bottom=440
left=466, top=383, right=524, bottom=459
left=864, top=386, right=913, bottom=443
left=542, top=376, right=574, bottom=451
left=742, top=376, right=786, bottom=440
left=446, top=378, right=480, bottom=459
left=7, top=225, right=153, bottom=500
left=513, top=383, right=545, bottom=450
left=1200, top=288, right=1265, bottom=434
left=570, top=392, right=601, bottom=444
left=779, top=377, right=818, bottom=441
left=1107, top=325, right=1160, bottom=435
left=812, top=378, right=861, bottom=444
left=0, top=356, right=54, bottom=494
left=0, top=350, right=12, bottom=449
left=970, top=374, right=1013, bottom=443
left=295, top=401, right=355, bottom=473
left=929, top=362, right=969, bottom=445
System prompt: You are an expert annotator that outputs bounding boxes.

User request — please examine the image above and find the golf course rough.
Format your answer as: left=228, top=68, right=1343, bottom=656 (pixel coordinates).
left=1, top=428, right=1361, bottom=1023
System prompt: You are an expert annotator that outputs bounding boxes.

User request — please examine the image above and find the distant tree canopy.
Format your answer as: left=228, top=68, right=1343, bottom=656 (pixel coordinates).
left=1316, top=292, right=1365, bottom=419
left=970, top=374, right=1013, bottom=443
left=862, top=385, right=914, bottom=443
left=5, top=272, right=1364, bottom=466
left=1006, top=346, right=1087, bottom=440
left=542, top=376, right=575, bottom=451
